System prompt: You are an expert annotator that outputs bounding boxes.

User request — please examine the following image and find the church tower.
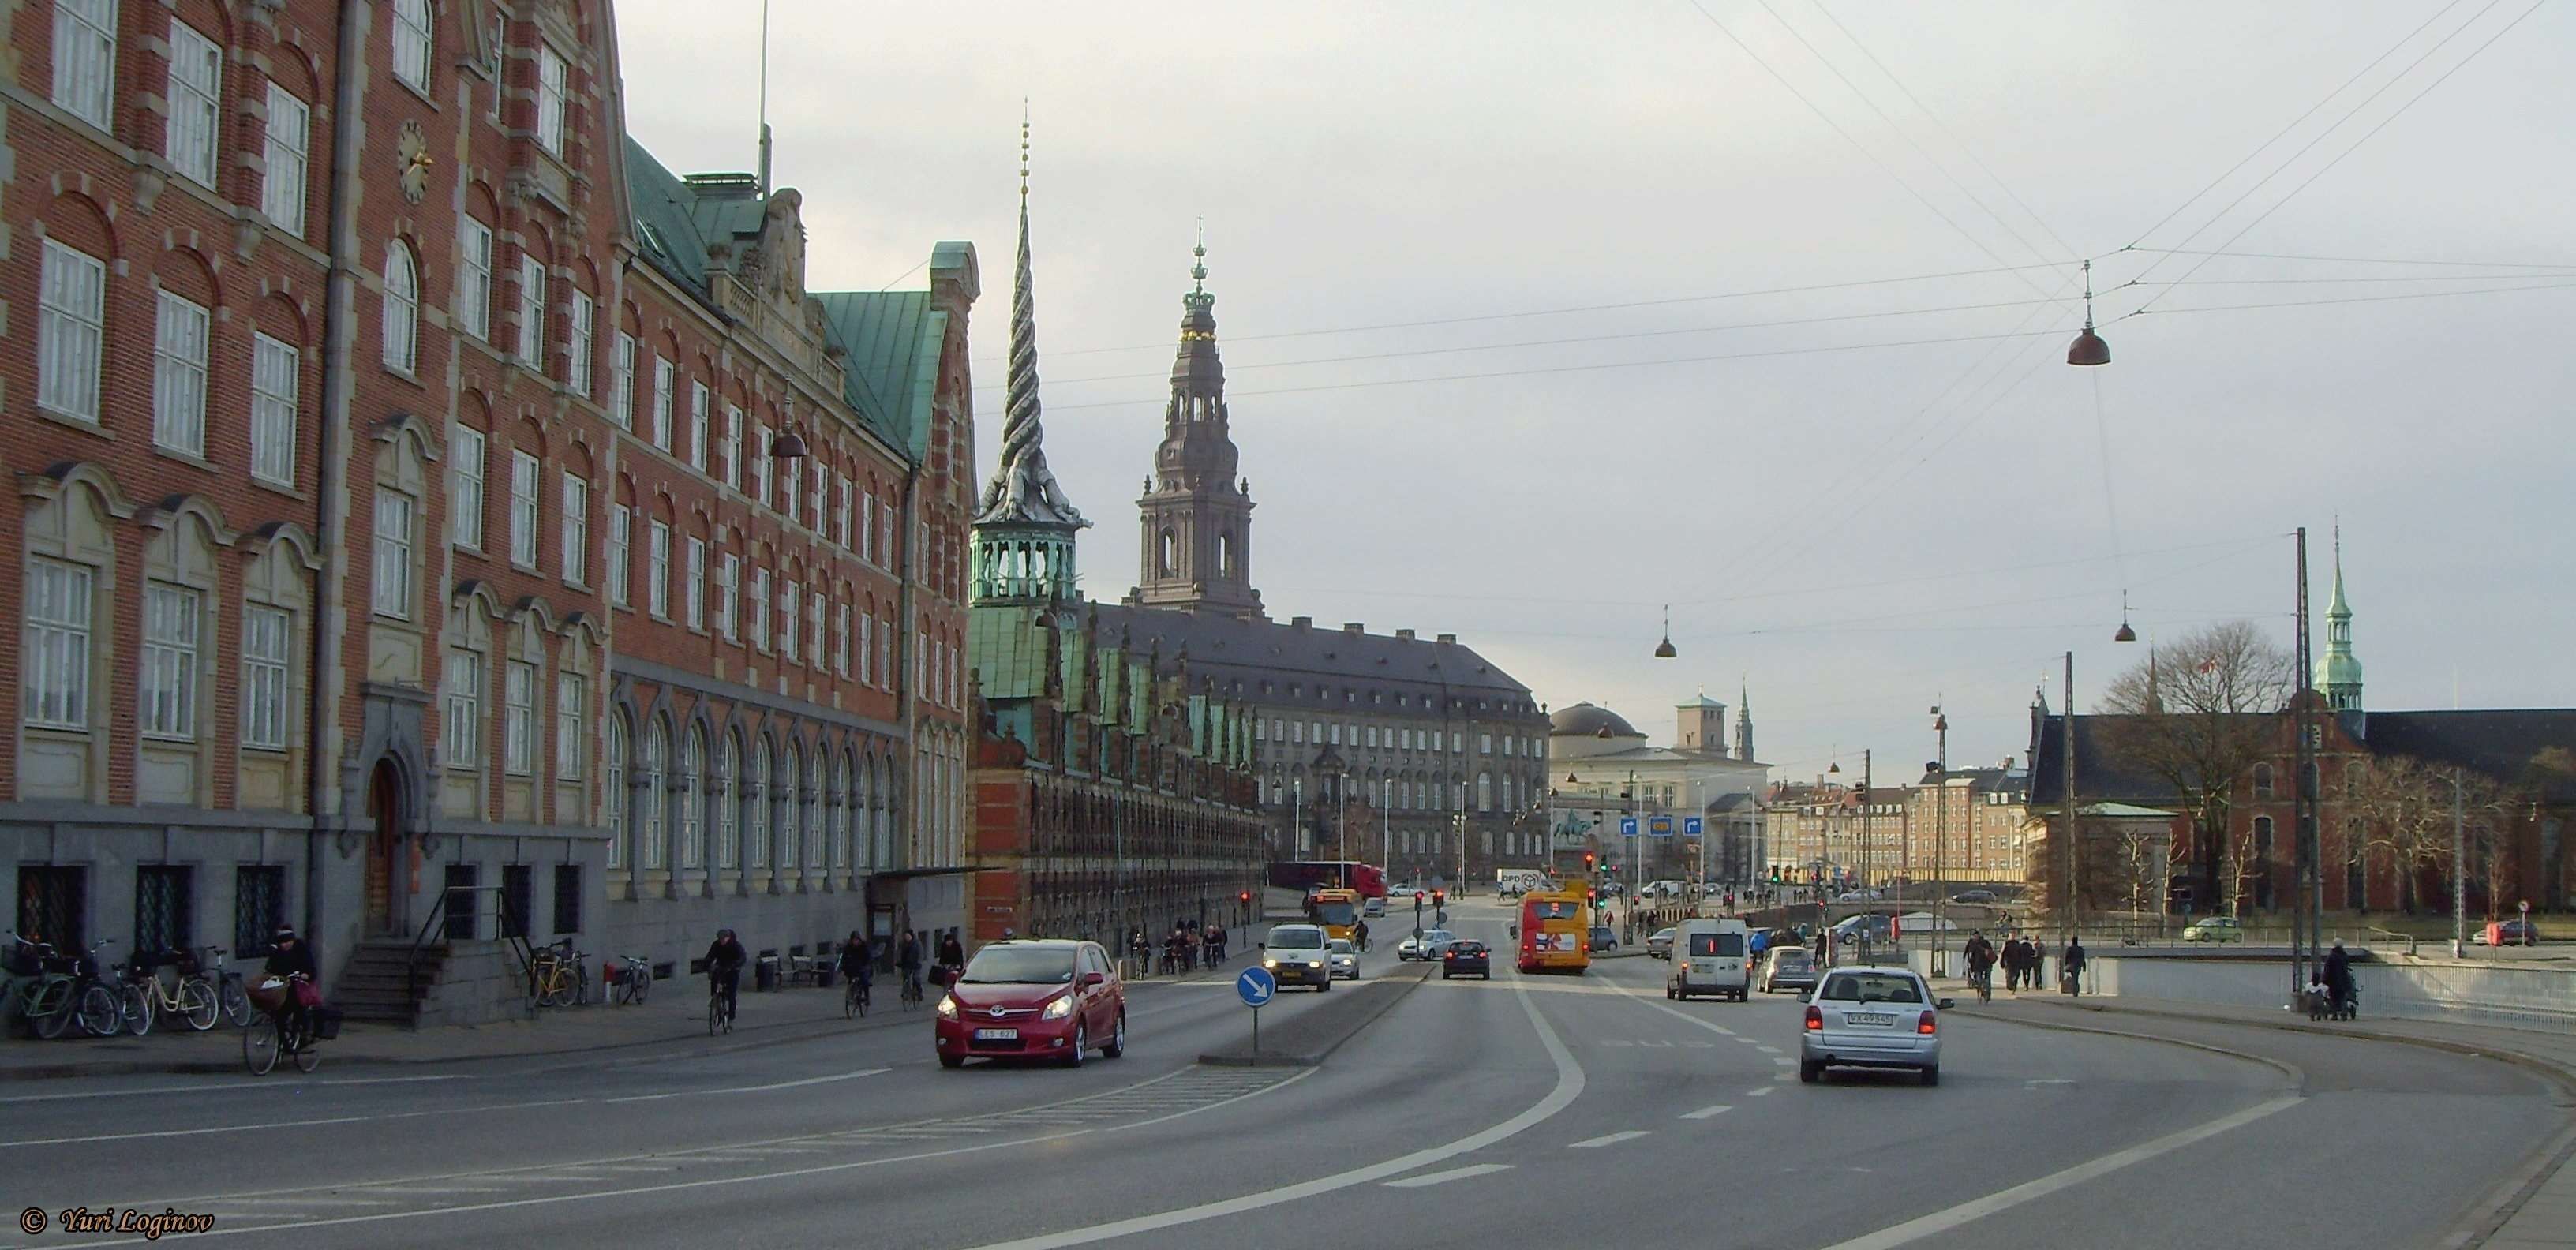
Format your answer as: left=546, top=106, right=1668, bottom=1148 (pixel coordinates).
left=972, top=120, right=1087, bottom=608
left=2315, top=530, right=2364, bottom=712
left=1734, top=683, right=1757, bottom=762
left=1127, top=230, right=1263, bottom=617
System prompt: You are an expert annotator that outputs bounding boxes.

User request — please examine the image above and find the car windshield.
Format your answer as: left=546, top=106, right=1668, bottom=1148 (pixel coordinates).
left=1424, top=930, right=1453, bottom=942
left=1330, top=940, right=1354, bottom=954
left=1653, top=929, right=1676, bottom=941
left=1773, top=949, right=1811, bottom=967
left=958, top=948, right=1076, bottom=985
left=1821, top=973, right=1924, bottom=1004
left=1270, top=928, right=1326, bottom=949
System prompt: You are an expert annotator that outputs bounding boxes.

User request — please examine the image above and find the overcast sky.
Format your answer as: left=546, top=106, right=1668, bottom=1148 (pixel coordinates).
left=615, top=1, right=2576, bottom=781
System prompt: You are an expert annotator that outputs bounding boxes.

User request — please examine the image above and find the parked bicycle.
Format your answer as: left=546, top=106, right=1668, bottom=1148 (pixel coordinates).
left=118, top=949, right=221, bottom=1035
left=529, top=941, right=590, bottom=1009
left=6, top=934, right=125, bottom=1039
left=201, top=945, right=253, bottom=1027
left=604, top=953, right=652, bottom=1005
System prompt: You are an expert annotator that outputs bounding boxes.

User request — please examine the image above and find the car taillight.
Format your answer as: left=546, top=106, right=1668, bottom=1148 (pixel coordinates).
left=1918, top=1012, right=1938, bottom=1035
left=1804, top=1005, right=1822, bottom=1031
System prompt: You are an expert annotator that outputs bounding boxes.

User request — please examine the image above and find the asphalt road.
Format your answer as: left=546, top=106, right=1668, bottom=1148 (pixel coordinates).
left=2, top=901, right=2563, bottom=1250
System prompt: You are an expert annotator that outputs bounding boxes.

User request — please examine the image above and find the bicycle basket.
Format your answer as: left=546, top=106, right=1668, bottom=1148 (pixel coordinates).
left=39, top=954, right=80, bottom=976
left=171, top=949, right=201, bottom=975
left=245, top=978, right=293, bottom=1013
left=312, top=1006, right=345, bottom=1041
left=0, top=947, right=36, bottom=978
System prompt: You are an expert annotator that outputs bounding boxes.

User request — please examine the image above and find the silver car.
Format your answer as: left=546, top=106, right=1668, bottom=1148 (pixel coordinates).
left=1327, top=938, right=1360, bottom=980
left=1397, top=929, right=1457, bottom=961
left=1799, top=967, right=1951, bottom=1086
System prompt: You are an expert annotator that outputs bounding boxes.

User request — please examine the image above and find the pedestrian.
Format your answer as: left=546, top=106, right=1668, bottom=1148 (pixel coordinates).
left=2061, top=935, right=2084, bottom=995
left=2003, top=937, right=2023, bottom=990
left=2323, top=941, right=2354, bottom=1013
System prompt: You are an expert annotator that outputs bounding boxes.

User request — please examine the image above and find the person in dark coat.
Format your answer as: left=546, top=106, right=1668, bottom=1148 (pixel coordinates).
left=702, top=927, right=748, bottom=1018
left=2322, top=942, right=2355, bottom=1011
left=2061, top=936, right=2087, bottom=995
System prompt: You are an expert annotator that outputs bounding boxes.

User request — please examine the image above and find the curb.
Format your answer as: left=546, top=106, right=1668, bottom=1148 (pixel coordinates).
left=1196, top=964, right=1434, bottom=1068
left=2011, top=997, right=2576, bottom=1102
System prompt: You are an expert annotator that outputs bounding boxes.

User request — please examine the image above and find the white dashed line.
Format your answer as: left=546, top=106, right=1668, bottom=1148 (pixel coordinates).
left=1569, top=1130, right=1651, bottom=1149
left=1680, top=1105, right=1733, bottom=1120
left=1748, top=1087, right=1775, bottom=1097
left=1383, top=1163, right=1515, bottom=1188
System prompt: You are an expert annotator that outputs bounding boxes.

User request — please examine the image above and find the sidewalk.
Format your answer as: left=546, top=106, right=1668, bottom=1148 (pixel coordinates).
left=1942, top=979, right=2576, bottom=1249
left=1, top=926, right=1278, bottom=1081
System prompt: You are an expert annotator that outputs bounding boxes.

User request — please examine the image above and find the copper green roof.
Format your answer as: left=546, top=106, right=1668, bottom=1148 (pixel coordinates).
left=812, top=290, right=940, bottom=462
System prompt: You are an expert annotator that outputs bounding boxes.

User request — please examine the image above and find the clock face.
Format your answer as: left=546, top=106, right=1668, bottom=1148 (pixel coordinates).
left=396, top=120, right=431, bottom=204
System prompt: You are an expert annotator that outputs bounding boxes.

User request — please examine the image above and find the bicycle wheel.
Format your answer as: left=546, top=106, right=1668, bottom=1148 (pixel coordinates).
left=539, top=974, right=570, bottom=1009
left=178, top=977, right=219, bottom=1031
left=844, top=981, right=858, bottom=1019
left=121, top=983, right=155, bottom=1036
left=75, top=984, right=122, bottom=1037
left=32, top=983, right=77, bottom=1039
left=291, top=1029, right=321, bottom=1074
left=631, top=970, right=650, bottom=1005
left=244, top=1017, right=280, bottom=1075
left=219, top=976, right=250, bottom=1027
left=574, top=967, right=590, bottom=1006
left=708, top=996, right=721, bottom=1035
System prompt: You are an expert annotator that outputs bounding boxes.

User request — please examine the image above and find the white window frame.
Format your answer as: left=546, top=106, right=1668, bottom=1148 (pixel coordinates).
left=555, top=673, right=586, bottom=780
left=241, top=604, right=291, bottom=751
left=683, top=536, right=706, bottom=630
left=382, top=243, right=419, bottom=372
left=782, top=455, right=802, bottom=525
left=153, top=290, right=211, bottom=457
left=23, top=559, right=94, bottom=731
left=646, top=519, right=672, bottom=618
left=861, top=489, right=876, bottom=563
left=606, top=503, right=631, bottom=605
left=687, top=382, right=710, bottom=471
left=392, top=0, right=434, bottom=92
left=38, top=240, right=106, bottom=423
left=859, top=613, right=873, bottom=686
left=458, top=218, right=494, bottom=341
left=515, top=254, right=546, bottom=369
left=835, top=601, right=852, bottom=676
left=51, top=0, right=118, bottom=131
left=807, top=587, right=823, bottom=667
left=560, top=473, right=589, bottom=586
left=722, top=406, right=743, bottom=489
left=163, top=21, right=222, bottom=188
left=808, top=464, right=826, bottom=531
left=781, top=582, right=801, bottom=664
left=535, top=44, right=568, bottom=155
left=567, top=290, right=594, bottom=395
left=508, top=449, right=541, bottom=568
left=450, top=425, right=486, bottom=548
left=504, top=659, right=537, bottom=776
left=262, top=84, right=310, bottom=236
left=749, top=567, right=770, bottom=651
left=650, top=355, right=673, bottom=450
left=610, top=331, right=636, bottom=429
left=444, top=650, right=483, bottom=767
left=751, top=424, right=772, bottom=505
left=250, top=333, right=300, bottom=488
left=373, top=492, right=415, bottom=620
left=716, top=552, right=739, bottom=640
left=836, top=477, right=852, bottom=548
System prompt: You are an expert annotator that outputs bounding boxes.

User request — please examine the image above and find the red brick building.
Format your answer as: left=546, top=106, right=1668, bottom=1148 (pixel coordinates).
left=3, top=0, right=975, bottom=1020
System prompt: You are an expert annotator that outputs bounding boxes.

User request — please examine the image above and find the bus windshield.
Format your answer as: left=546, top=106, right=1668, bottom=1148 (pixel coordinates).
left=1312, top=900, right=1357, bottom=927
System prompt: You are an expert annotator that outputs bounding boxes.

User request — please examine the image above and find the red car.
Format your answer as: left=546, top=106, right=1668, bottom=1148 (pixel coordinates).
left=935, top=939, right=1126, bottom=1068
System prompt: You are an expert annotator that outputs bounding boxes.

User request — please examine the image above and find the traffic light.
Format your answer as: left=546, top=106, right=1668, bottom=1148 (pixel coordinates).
left=1238, top=891, right=1252, bottom=905
left=1432, top=889, right=1447, bottom=907
left=1587, top=887, right=1600, bottom=904
left=1582, top=851, right=1597, bottom=873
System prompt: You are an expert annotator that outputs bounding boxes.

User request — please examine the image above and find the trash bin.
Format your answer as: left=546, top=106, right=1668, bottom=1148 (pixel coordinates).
left=815, top=965, right=834, bottom=989
left=754, top=954, right=781, bottom=991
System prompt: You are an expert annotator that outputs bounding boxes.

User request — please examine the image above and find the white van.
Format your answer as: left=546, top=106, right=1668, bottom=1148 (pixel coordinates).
left=1667, top=919, right=1751, bottom=1001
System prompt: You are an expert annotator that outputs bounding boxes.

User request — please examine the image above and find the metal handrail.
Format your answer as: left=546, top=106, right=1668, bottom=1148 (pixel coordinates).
left=2364, top=926, right=2420, bottom=956
left=403, top=886, right=537, bottom=1021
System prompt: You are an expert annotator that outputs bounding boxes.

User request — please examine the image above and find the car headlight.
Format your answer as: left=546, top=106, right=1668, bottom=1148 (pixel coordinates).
left=1264, top=958, right=1279, bottom=968
left=935, top=996, right=958, bottom=1020
left=1042, top=995, right=1073, bottom=1020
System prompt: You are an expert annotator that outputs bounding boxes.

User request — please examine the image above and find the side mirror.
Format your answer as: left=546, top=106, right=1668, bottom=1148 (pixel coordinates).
left=1937, top=997, right=1956, bottom=1010
left=1800, top=990, right=1814, bottom=1004
left=1081, top=971, right=1106, bottom=988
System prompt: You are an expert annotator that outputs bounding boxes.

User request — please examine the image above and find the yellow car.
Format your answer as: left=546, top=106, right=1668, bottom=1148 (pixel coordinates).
left=2182, top=916, right=2244, bottom=943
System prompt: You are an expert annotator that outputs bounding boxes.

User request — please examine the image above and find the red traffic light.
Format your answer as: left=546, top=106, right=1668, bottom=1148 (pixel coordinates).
left=1582, top=851, right=1597, bottom=870
left=1237, top=891, right=1251, bottom=904
left=1432, top=889, right=1446, bottom=905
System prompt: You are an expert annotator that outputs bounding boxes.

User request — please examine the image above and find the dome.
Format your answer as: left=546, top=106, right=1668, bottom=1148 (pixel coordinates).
left=1549, top=702, right=1642, bottom=740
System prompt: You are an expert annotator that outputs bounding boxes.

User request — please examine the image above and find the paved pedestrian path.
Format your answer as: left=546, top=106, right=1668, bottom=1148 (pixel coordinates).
left=1942, top=982, right=2576, bottom=1248
left=0, top=925, right=1274, bottom=1081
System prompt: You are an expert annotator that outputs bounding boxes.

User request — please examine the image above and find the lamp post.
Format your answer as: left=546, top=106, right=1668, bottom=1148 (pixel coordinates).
left=1931, top=705, right=1949, bottom=975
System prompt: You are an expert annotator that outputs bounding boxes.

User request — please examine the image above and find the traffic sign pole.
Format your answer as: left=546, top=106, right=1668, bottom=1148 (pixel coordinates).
left=1236, top=966, right=1277, bottom=1057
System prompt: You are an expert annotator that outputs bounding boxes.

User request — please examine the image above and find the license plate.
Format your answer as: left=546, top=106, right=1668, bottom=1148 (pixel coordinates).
left=1848, top=1012, right=1896, bottom=1027
left=973, top=1028, right=1019, bottom=1041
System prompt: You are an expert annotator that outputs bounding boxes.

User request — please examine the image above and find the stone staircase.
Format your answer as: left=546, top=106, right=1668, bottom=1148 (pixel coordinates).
left=334, top=941, right=442, bottom=1025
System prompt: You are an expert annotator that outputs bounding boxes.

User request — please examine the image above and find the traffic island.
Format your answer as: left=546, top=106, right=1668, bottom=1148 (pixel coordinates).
left=1198, top=962, right=1433, bottom=1068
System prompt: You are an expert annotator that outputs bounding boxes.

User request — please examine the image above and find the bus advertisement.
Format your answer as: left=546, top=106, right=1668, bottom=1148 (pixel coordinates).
left=1517, top=889, right=1591, bottom=975
left=1267, top=861, right=1387, bottom=899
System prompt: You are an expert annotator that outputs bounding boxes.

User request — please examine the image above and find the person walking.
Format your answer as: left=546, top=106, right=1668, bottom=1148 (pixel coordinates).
left=2061, top=935, right=2086, bottom=996
left=2322, top=941, right=2355, bottom=1014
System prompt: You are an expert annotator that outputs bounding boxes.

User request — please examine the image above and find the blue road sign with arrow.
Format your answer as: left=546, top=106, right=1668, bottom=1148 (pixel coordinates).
left=1237, top=966, right=1276, bottom=1007
left=1683, top=817, right=1704, bottom=837
left=1619, top=817, right=1638, bottom=837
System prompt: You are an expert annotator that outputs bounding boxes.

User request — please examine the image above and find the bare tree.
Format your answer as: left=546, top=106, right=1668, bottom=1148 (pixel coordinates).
left=2097, top=620, right=2297, bottom=916
left=2117, top=823, right=2170, bottom=938
left=2345, top=754, right=2454, bottom=915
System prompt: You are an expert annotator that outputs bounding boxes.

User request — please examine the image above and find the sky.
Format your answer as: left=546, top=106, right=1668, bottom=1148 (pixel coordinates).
left=613, top=1, right=2576, bottom=782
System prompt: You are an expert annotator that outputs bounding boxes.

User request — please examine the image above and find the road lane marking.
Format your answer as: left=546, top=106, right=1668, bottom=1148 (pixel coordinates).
left=1383, top=1164, right=1515, bottom=1188
left=1747, top=1087, right=1774, bottom=1097
left=601, top=1068, right=885, bottom=1102
left=0, top=1097, right=591, bottom=1148
left=1570, top=1130, right=1651, bottom=1148
left=1110, top=1067, right=1313, bottom=1132
left=958, top=974, right=1588, bottom=1250
left=1754, top=1044, right=1782, bottom=1054
left=1813, top=1095, right=2303, bottom=1250
left=353, top=1186, right=512, bottom=1196
left=1681, top=1105, right=1733, bottom=1120
left=201, top=1196, right=393, bottom=1208
left=1772, top=1057, right=1795, bottom=1066
left=0, top=1074, right=474, bottom=1105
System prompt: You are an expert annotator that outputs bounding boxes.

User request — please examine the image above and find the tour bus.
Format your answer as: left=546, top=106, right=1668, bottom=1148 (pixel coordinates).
left=1516, top=887, right=1592, bottom=975
left=1305, top=889, right=1365, bottom=944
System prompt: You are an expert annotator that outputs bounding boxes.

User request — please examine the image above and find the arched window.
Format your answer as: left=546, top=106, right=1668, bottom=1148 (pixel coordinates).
left=2252, top=763, right=2275, bottom=799
left=679, top=726, right=705, bottom=869
left=833, top=752, right=853, bottom=870
left=1217, top=530, right=1234, bottom=578
left=1157, top=530, right=1177, bottom=578
left=604, top=712, right=627, bottom=868
left=803, top=744, right=824, bottom=869
left=382, top=243, right=418, bottom=372
left=716, top=732, right=739, bottom=869
left=1477, top=772, right=1492, bottom=813
left=747, top=739, right=770, bottom=868
left=641, top=720, right=668, bottom=870
left=779, top=743, right=801, bottom=872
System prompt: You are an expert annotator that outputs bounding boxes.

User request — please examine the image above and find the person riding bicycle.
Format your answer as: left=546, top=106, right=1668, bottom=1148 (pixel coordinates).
left=262, top=925, right=320, bottom=1038
left=1353, top=918, right=1371, bottom=953
left=702, top=927, right=747, bottom=1021
left=1963, top=930, right=1998, bottom=994
left=837, top=931, right=873, bottom=1007
left=896, top=931, right=925, bottom=1002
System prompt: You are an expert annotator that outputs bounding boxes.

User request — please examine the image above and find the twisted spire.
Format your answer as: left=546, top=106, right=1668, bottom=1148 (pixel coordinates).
left=975, top=113, right=1085, bottom=529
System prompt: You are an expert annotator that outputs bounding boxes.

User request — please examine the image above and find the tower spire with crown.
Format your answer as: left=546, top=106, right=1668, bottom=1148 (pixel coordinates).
left=2315, top=524, right=2363, bottom=711
left=972, top=111, right=1088, bottom=607
left=1128, top=225, right=1262, bottom=617
left=1734, top=680, right=1756, bottom=762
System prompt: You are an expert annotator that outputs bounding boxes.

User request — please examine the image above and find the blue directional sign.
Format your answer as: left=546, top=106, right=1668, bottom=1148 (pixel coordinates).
left=1683, top=817, right=1704, bottom=838
left=1619, top=817, right=1639, bottom=837
left=1236, top=966, right=1276, bottom=1008
left=1649, top=815, right=1675, bottom=837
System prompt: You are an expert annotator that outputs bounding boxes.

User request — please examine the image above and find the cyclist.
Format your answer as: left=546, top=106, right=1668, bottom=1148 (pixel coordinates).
left=1353, top=917, right=1370, bottom=953
left=837, top=931, right=872, bottom=1013
left=262, top=924, right=320, bottom=1042
left=1963, top=930, right=1998, bottom=1001
left=702, top=927, right=747, bottom=1023
left=896, top=931, right=925, bottom=1005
